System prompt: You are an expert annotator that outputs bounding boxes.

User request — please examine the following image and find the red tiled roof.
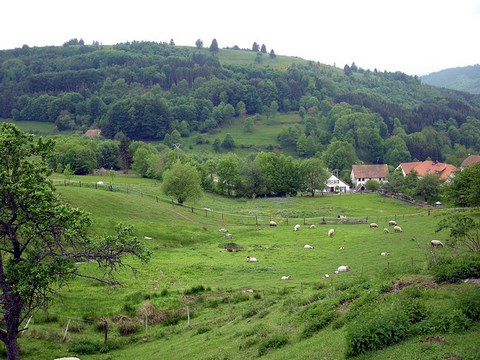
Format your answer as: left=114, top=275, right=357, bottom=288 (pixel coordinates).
left=461, top=155, right=480, bottom=168
left=351, top=164, right=389, bottom=178
left=398, top=162, right=421, bottom=175
left=85, top=129, right=102, bottom=136
left=399, top=160, right=457, bottom=180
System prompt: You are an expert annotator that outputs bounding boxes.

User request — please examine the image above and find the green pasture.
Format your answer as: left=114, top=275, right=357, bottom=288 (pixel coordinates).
left=0, top=118, right=74, bottom=136
left=14, top=183, right=479, bottom=360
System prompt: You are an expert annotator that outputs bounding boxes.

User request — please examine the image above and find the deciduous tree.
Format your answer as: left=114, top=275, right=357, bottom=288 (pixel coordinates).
left=162, top=161, right=202, bottom=204
left=0, top=123, right=150, bottom=359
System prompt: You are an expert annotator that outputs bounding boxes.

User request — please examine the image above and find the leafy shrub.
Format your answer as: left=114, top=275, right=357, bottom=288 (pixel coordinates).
left=160, top=288, right=169, bottom=297
left=431, top=253, right=480, bottom=283
left=413, top=309, right=472, bottom=334
left=257, top=335, right=289, bottom=356
left=195, top=326, right=211, bottom=335
left=118, top=322, right=141, bottom=336
left=457, top=285, right=480, bottom=320
left=401, top=299, right=430, bottom=324
left=69, top=340, right=103, bottom=355
left=345, top=309, right=409, bottom=357
left=301, top=310, right=336, bottom=338
left=184, top=284, right=206, bottom=295
left=242, top=307, right=260, bottom=319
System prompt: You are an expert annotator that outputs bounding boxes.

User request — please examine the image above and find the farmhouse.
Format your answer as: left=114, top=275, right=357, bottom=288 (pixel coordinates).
left=350, top=164, right=389, bottom=191
left=324, top=173, right=350, bottom=193
left=396, top=160, right=457, bottom=181
left=460, top=154, right=480, bottom=170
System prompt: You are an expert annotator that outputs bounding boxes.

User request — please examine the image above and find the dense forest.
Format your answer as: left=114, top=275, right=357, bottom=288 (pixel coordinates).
left=1, top=40, right=480, bottom=170
left=421, top=64, right=480, bottom=95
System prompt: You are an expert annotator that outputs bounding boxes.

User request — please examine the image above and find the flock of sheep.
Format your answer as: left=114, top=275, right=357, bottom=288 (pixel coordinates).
left=220, top=216, right=445, bottom=282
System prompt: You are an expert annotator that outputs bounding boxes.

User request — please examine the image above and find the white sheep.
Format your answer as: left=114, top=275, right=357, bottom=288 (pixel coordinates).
left=309, top=224, right=316, bottom=229
left=337, top=265, right=350, bottom=272
left=393, top=225, right=403, bottom=232
left=338, top=215, right=347, bottom=223
left=322, top=274, right=330, bottom=279
left=431, top=240, right=444, bottom=248
left=334, top=270, right=339, bottom=274
left=383, top=228, right=389, bottom=234
left=380, top=252, right=390, bottom=256
left=269, top=221, right=277, bottom=226
left=327, top=228, right=335, bottom=237
left=294, top=224, right=300, bottom=232
left=389, top=220, right=397, bottom=226
left=281, top=275, right=291, bottom=280
left=246, top=256, right=257, bottom=262
left=304, top=244, right=314, bottom=249
left=339, top=246, right=345, bottom=250
left=218, top=228, right=228, bottom=233
left=369, top=223, right=378, bottom=228
left=144, top=236, right=152, bottom=240
left=225, top=233, right=233, bottom=239
left=96, top=181, right=104, bottom=185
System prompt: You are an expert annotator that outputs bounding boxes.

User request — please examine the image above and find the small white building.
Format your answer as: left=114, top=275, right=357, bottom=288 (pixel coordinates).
left=324, top=174, right=350, bottom=193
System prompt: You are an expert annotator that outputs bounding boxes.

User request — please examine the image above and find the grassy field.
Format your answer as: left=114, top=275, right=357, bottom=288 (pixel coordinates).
left=12, top=181, right=479, bottom=360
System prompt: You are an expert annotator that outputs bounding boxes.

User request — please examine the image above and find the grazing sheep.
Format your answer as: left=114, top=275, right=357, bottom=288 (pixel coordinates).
left=96, top=181, right=104, bottom=185
left=219, top=228, right=228, bottom=233
left=369, top=223, right=378, bottom=228
left=339, top=246, right=345, bottom=250
left=304, top=244, right=314, bottom=249
left=294, top=224, right=300, bottom=232
left=281, top=275, right=291, bottom=280
left=246, top=256, right=257, bottom=262
left=393, top=225, right=403, bottom=232
left=338, top=215, right=347, bottom=223
left=225, top=233, right=233, bottom=239
left=337, top=265, right=350, bottom=272
left=144, top=236, right=152, bottom=240
left=334, top=270, right=339, bottom=274
left=327, top=228, right=335, bottom=237
left=309, top=224, right=316, bottom=229
left=380, top=252, right=390, bottom=256
left=431, top=240, right=444, bottom=248
left=322, top=274, right=330, bottom=279
left=269, top=221, right=277, bottom=226
left=383, top=228, right=389, bottom=234
left=389, top=220, right=397, bottom=226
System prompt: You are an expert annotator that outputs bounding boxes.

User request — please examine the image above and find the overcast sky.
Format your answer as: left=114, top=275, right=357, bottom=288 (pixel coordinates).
left=2, top=0, right=479, bottom=75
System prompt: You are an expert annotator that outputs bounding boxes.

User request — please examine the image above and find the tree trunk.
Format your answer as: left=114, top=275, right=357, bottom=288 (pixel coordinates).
left=5, top=332, right=20, bottom=360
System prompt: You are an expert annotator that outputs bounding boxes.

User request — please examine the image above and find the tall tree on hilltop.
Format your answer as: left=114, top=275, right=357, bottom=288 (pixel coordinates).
left=209, top=39, right=219, bottom=55
left=261, top=44, right=267, bottom=53
left=252, top=42, right=260, bottom=52
left=0, top=123, right=150, bottom=360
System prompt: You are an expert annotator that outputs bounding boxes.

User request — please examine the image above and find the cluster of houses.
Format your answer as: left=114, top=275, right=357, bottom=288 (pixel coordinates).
left=324, top=155, right=480, bottom=193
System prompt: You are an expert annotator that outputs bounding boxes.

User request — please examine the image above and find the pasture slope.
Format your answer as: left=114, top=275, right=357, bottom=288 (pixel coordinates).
left=16, top=182, right=480, bottom=360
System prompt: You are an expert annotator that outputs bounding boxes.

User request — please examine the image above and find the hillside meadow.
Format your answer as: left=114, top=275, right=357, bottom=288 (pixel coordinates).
left=12, top=181, right=480, bottom=360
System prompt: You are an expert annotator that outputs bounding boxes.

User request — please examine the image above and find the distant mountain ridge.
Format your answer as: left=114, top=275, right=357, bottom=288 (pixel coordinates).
left=421, top=64, right=480, bottom=94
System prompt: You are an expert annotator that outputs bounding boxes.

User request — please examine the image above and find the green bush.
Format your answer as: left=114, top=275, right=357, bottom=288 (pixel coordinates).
left=301, top=310, right=336, bottom=338
left=413, top=309, right=471, bottom=334
left=345, top=309, right=409, bottom=357
left=401, top=299, right=430, bottom=324
left=431, top=253, right=480, bottom=283
left=257, top=335, right=289, bottom=356
left=118, top=322, right=141, bottom=336
left=457, top=285, right=480, bottom=320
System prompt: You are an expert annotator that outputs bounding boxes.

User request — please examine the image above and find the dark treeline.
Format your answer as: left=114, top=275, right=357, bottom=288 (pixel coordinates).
left=1, top=41, right=480, bottom=166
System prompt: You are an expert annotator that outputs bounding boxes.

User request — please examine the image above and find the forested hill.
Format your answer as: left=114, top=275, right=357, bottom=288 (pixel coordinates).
left=421, top=64, right=480, bottom=95
left=1, top=41, right=480, bottom=166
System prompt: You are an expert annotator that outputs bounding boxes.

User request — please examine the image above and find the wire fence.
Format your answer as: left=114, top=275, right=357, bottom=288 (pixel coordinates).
left=53, top=180, right=466, bottom=226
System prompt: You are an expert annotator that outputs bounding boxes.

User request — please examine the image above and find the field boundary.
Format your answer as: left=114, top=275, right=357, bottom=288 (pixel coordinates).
left=53, top=180, right=468, bottom=226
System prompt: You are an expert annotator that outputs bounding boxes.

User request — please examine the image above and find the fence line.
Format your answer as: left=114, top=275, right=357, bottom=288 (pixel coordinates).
left=53, top=180, right=468, bottom=226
